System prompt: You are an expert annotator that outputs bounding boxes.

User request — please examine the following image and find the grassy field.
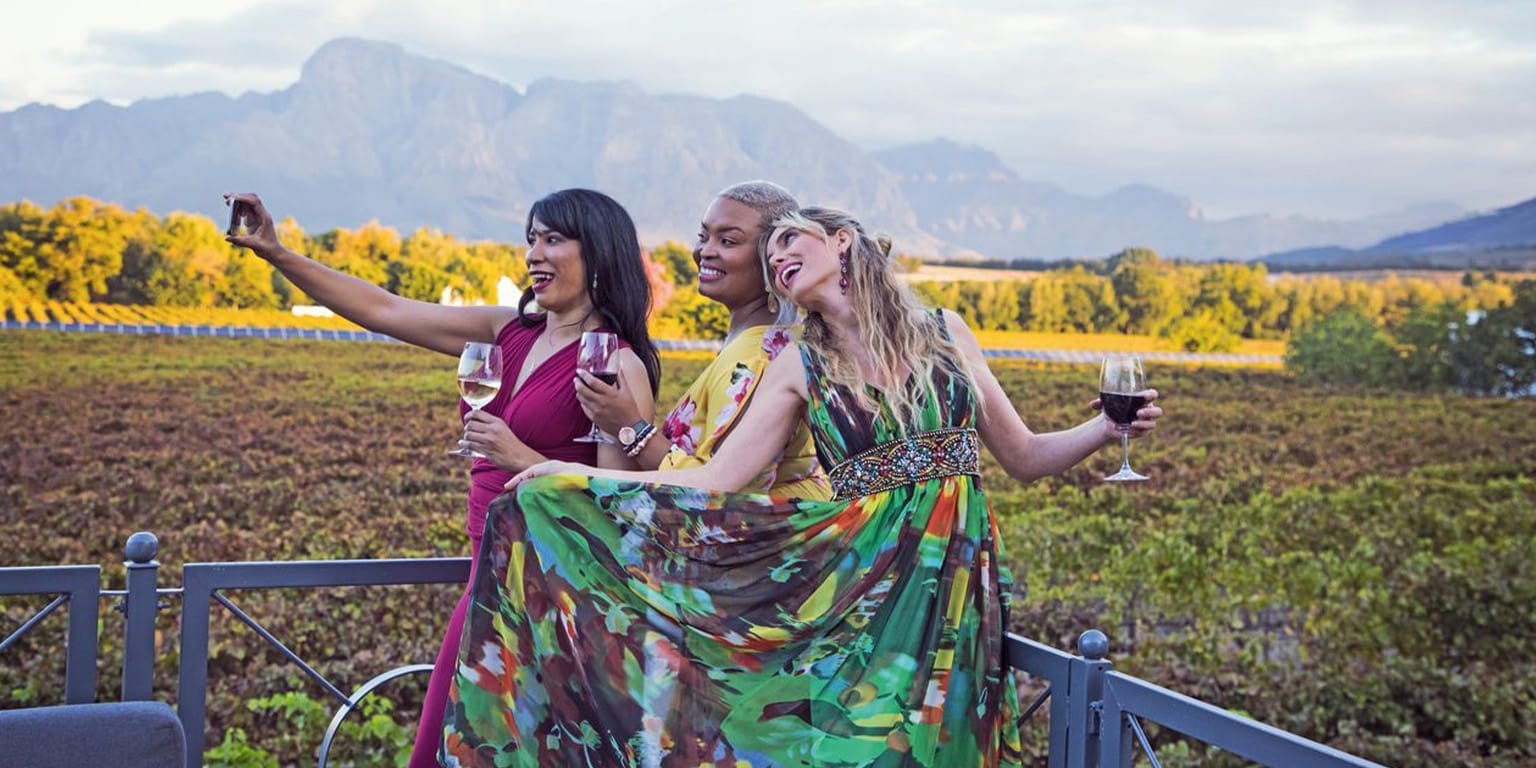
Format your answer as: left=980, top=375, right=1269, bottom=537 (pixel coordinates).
left=1, top=331, right=1531, bottom=766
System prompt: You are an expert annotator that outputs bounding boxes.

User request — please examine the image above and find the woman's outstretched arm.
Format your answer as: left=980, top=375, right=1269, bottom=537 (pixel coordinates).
left=942, top=310, right=1162, bottom=482
left=225, top=192, right=515, bottom=356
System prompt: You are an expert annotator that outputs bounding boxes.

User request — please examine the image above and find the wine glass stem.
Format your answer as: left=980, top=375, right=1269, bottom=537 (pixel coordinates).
left=468, top=404, right=484, bottom=456
left=1119, top=429, right=1132, bottom=473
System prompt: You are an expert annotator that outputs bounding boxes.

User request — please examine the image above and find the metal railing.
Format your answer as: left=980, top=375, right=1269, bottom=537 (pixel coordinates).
left=177, top=554, right=470, bottom=765
left=0, top=562, right=100, bottom=704
left=1, top=531, right=1384, bottom=768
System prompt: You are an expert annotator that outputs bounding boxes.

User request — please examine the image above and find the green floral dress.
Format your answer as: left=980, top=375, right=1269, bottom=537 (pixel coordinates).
left=442, top=336, right=1022, bottom=767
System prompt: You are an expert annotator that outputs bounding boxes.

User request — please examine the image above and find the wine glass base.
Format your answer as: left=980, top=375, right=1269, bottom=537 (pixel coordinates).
left=446, top=447, right=487, bottom=458
left=1104, top=468, right=1149, bottom=482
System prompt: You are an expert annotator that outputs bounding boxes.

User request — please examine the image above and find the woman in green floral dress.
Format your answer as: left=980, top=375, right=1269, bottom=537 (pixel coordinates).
left=442, top=208, right=1163, bottom=767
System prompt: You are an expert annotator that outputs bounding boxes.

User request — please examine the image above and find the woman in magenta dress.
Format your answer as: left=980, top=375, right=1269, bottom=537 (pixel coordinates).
left=224, top=189, right=661, bottom=768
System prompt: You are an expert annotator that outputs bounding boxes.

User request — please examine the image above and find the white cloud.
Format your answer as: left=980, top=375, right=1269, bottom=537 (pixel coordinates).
left=1, top=0, right=1532, bottom=218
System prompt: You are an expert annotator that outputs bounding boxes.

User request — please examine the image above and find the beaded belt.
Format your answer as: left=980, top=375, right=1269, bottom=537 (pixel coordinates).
left=827, top=427, right=980, bottom=500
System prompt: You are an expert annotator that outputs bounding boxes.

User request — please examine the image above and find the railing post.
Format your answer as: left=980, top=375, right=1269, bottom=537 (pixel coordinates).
left=121, top=531, right=160, bottom=701
left=63, top=568, right=102, bottom=704
left=1066, top=629, right=1113, bottom=768
left=1082, top=630, right=1134, bottom=768
left=1099, top=680, right=1132, bottom=768
left=178, top=565, right=212, bottom=768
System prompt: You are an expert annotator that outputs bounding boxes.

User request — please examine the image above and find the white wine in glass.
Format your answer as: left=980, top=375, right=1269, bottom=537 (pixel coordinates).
left=448, top=341, right=504, bottom=458
left=1100, top=354, right=1149, bottom=482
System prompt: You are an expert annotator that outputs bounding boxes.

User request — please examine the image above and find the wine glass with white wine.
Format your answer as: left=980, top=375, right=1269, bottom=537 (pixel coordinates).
left=1100, top=353, right=1150, bottom=482
left=448, top=342, right=504, bottom=458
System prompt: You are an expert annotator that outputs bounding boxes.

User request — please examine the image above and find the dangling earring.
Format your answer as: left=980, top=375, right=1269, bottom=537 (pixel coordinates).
left=767, top=291, right=780, bottom=314
left=839, top=253, right=850, bottom=295
left=591, top=273, right=598, bottom=293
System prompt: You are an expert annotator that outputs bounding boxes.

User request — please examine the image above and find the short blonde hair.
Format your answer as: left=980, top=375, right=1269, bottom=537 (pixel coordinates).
left=719, top=181, right=799, bottom=324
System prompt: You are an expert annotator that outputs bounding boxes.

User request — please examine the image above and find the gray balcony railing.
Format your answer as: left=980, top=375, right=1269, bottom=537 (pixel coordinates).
left=0, top=562, right=100, bottom=704
left=0, top=531, right=1385, bottom=768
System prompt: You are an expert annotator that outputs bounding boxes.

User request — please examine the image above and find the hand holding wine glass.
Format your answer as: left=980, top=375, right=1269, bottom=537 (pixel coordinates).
left=574, top=331, right=620, bottom=443
left=1100, top=353, right=1150, bottom=482
left=221, top=193, right=281, bottom=258
left=449, top=342, right=504, bottom=457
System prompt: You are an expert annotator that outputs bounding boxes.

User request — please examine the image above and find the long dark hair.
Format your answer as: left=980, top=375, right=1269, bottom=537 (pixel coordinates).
left=519, top=188, right=660, bottom=394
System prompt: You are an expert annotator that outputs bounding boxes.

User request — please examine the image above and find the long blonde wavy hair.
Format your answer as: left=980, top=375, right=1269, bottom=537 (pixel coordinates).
left=767, top=207, right=979, bottom=429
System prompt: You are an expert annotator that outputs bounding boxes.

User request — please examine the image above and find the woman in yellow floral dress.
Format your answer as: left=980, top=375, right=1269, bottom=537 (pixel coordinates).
left=576, top=181, right=828, bottom=499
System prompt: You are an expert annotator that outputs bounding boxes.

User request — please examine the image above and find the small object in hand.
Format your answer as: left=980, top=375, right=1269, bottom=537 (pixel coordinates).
left=226, top=198, right=255, bottom=237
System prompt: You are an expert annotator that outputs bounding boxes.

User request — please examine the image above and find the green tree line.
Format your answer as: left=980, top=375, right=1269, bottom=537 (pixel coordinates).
left=911, top=247, right=1518, bottom=352
left=1, top=198, right=1523, bottom=347
left=1286, top=279, right=1536, bottom=396
left=0, top=197, right=531, bottom=309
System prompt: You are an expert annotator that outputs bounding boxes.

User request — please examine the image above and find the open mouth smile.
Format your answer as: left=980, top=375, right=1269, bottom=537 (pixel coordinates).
left=777, top=263, right=802, bottom=290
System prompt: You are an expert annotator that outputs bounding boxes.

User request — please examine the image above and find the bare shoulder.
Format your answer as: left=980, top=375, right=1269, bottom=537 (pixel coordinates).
left=764, top=344, right=810, bottom=399
left=615, top=346, right=651, bottom=377
left=937, top=308, right=984, bottom=355
left=479, top=306, right=527, bottom=341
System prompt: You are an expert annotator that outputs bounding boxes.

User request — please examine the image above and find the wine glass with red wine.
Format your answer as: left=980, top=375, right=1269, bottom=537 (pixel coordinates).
left=574, top=331, right=619, bottom=443
left=1100, top=354, right=1149, bottom=482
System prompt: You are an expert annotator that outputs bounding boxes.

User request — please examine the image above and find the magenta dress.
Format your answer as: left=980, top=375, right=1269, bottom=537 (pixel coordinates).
left=408, top=318, right=600, bottom=768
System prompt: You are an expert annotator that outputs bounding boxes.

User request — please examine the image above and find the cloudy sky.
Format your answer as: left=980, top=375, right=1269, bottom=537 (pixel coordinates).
left=4, top=0, right=1532, bottom=219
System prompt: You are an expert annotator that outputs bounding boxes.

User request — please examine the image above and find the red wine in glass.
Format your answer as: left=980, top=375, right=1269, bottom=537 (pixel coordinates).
left=575, top=331, right=619, bottom=443
left=1100, top=354, right=1149, bottom=482
left=1099, top=392, right=1148, bottom=427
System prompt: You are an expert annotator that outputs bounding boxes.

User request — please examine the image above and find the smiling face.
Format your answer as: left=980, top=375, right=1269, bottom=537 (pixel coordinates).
left=525, top=215, right=590, bottom=314
left=767, top=224, right=850, bottom=311
left=693, top=197, right=769, bottom=309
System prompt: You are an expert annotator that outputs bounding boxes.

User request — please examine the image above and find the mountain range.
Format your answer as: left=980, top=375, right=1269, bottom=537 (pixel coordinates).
left=0, top=37, right=1528, bottom=263
left=1265, top=197, right=1536, bottom=270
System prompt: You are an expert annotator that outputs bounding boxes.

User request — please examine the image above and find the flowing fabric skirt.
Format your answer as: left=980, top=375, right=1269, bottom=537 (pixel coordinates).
left=442, top=473, right=1021, bottom=768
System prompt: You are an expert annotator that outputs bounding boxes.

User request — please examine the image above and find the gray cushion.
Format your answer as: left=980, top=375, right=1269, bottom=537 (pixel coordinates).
left=0, top=702, right=185, bottom=768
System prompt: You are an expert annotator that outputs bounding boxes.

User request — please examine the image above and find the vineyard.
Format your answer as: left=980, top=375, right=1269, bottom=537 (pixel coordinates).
left=1, top=331, right=1533, bottom=767
left=2, top=300, right=1287, bottom=360
left=2, top=300, right=365, bottom=330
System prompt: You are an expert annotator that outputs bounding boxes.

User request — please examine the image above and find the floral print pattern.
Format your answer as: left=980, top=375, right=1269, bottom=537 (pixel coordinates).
left=657, top=326, right=827, bottom=499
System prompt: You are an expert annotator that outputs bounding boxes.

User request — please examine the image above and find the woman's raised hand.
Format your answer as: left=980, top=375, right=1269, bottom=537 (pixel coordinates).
left=222, top=193, right=282, bottom=258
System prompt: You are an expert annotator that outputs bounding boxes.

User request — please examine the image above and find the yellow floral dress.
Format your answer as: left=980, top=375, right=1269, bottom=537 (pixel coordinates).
left=658, top=325, right=830, bottom=500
